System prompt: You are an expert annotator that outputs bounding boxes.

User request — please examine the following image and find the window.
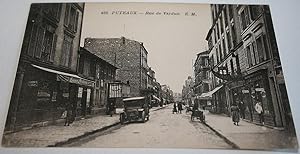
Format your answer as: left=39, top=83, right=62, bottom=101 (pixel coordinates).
left=43, top=3, right=61, bottom=21
left=240, top=7, right=250, bottom=31
left=216, top=47, right=220, bottom=63
left=231, top=24, right=237, bottom=45
left=213, top=29, right=217, bottom=44
left=216, top=23, right=220, bottom=40
left=64, top=4, right=79, bottom=32
left=229, top=5, right=234, bottom=20
left=41, top=30, right=53, bottom=61
left=90, top=60, right=96, bottom=77
left=256, top=35, right=270, bottom=62
left=246, top=45, right=253, bottom=67
left=249, top=5, right=262, bottom=21
left=224, top=8, right=228, bottom=27
left=61, top=34, right=73, bottom=67
left=78, top=55, right=84, bottom=74
left=230, top=59, right=234, bottom=74
left=226, top=30, right=231, bottom=51
left=222, top=37, right=227, bottom=56
left=34, top=26, right=45, bottom=58
left=219, top=44, right=222, bottom=61
left=220, top=16, right=224, bottom=34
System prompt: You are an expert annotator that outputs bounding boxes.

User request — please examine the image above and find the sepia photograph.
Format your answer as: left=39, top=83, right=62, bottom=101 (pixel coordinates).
left=1, top=2, right=298, bottom=151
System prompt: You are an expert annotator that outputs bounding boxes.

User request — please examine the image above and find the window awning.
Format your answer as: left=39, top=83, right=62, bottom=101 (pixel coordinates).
left=32, top=64, right=95, bottom=87
left=197, top=85, right=223, bottom=100
left=152, top=95, right=161, bottom=102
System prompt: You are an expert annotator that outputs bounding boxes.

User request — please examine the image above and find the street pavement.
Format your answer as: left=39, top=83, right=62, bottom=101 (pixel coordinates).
left=64, top=105, right=232, bottom=149
left=204, top=111, right=298, bottom=150
left=1, top=106, right=165, bottom=147
left=2, top=104, right=298, bottom=151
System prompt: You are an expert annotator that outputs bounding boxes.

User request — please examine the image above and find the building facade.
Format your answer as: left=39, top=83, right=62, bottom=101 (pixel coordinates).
left=5, top=3, right=87, bottom=132
left=193, top=50, right=211, bottom=107
left=78, top=47, right=117, bottom=115
left=84, top=37, right=149, bottom=97
left=205, top=4, right=294, bottom=129
left=181, top=76, right=194, bottom=106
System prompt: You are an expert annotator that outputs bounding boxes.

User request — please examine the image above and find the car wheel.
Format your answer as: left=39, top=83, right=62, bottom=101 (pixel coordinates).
left=120, top=113, right=125, bottom=125
left=141, top=111, right=146, bottom=123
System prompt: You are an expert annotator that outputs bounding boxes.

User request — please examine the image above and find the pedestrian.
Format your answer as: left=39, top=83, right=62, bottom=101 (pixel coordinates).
left=108, top=101, right=115, bottom=117
left=239, top=101, right=246, bottom=119
left=63, top=102, right=73, bottom=126
left=230, top=103, right=240, bottom=126
left=255, top=101, right=264, bottom=125
left=172, top=102, right=178, bottom=114
left=178, top=102, right=183, bottom=114
left=192, top=102, right=199, bottom=112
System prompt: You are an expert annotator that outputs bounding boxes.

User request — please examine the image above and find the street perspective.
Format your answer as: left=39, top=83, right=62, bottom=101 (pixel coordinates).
left=2, top=2, right=299, bottom=151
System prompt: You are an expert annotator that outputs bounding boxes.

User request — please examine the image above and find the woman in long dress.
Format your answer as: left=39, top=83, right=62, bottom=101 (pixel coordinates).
left=231, top=104, right=240, bottom=126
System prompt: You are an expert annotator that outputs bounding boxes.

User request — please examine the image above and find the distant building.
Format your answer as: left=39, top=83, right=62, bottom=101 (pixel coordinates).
left=84, top=37, right=149, bottom=97
left=193, top=50, right=211, bottom=107
left=173, top=93, right=182, bottom=102
left=5, top=3, right=86, bottom=132
left=161, top=85, right=174, bottom=104
left=181, top=76, right=194, bottom=106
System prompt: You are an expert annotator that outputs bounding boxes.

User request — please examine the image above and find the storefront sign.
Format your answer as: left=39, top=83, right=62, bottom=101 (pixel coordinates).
left=27, top=81, right=38, bottom=87
left=63, top=92, right=69, bottom=98
left=242, top=90, right=249, bottom=93
left=255, top=88, right=265, bottom=92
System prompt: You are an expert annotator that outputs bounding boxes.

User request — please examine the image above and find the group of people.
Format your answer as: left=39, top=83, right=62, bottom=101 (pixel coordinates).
left=230, top=99, right=264, bottom=126
left=172, top=102, right=183, bottom=114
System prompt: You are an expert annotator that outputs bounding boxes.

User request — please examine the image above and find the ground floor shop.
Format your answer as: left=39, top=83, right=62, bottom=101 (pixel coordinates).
left=228, top=70, right=286, bottom=127
left=5, top=63, right=95, bottom=132
left=209, top=69, right=292, bottom=129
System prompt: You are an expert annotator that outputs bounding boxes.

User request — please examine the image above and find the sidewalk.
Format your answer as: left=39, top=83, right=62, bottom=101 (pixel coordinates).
left=2, top=105, right=166, bottom=147
left=2, top=115, right=119, bottom=147
left=204, top=111, right=299, bottom=150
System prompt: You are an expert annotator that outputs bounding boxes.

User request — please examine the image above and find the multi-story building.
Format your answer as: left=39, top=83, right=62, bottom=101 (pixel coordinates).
left=193, top=50, right=211, bottom=107
left=161, top=85, right=174, bottom=104
left=205, top=4, right=294, bottom=129
left=181, top=76, right=194, bottom=106
left=173, top=93, right=182, bottom=102
left=5, top=3, right=87, bottom=132
left=78, top=47, right=117, bottom=115
left=84, top=37, right=149, bottom=97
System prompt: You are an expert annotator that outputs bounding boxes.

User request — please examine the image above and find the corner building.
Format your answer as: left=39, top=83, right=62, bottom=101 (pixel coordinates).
left=5, top=3, right=90, bottom=132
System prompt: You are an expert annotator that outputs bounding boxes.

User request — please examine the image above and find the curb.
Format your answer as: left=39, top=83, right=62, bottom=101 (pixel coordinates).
left=203, top=121, right=240, bottom=149
left=151, top=106, right=167, bottom=112
left=47, top=121, right=120, bottom=147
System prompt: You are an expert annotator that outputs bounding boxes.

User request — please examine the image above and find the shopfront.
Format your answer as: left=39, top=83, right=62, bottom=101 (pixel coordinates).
left=239, top=70, right=275, bottom=126
left=12, top=64, right=94, bottom=129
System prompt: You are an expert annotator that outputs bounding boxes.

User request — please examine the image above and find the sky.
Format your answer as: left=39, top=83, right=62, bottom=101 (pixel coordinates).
left=80, top=2, right=212, bottom=93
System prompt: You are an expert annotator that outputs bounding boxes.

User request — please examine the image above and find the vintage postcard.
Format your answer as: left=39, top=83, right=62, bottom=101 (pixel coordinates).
left=1, top=2, right=298, bottom=151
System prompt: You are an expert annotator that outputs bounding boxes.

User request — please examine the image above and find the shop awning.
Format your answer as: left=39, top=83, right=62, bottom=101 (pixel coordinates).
left=152, top=95, right=161, bottom=102
left=32, top=64, right=95, bottom=87
left=198, top=85, right=223, bottom=100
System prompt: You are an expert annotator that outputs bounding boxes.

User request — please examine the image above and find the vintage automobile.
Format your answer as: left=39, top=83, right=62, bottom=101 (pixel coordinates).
left=120, top=96, right=150, bottom=124
left=191, top=109, right=205, bottom=123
